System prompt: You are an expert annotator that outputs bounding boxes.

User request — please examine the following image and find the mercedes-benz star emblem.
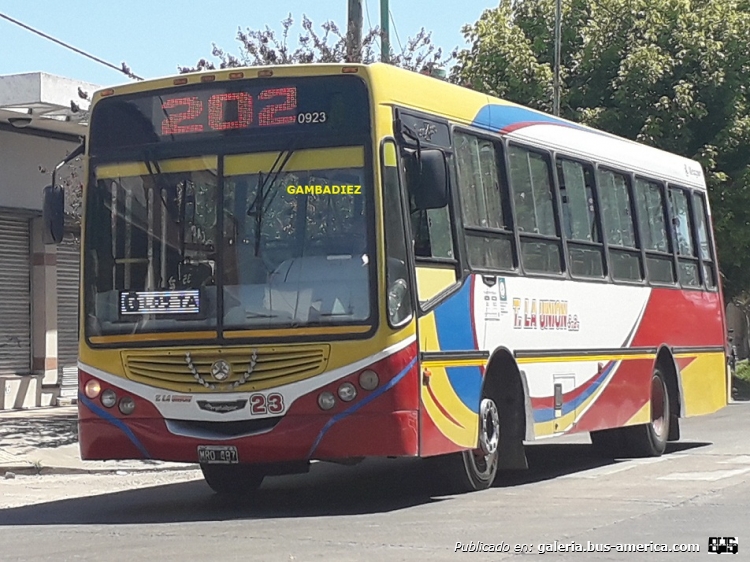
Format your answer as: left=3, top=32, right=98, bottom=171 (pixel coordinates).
left=210, top=359, right=232, bottom=382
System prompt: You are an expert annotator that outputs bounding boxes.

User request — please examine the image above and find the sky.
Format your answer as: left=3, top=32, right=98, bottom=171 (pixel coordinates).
left=0, top=1, right=500, bottom=88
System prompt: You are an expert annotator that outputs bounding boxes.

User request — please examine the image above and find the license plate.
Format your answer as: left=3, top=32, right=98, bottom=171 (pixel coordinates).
left=197, top=445, right=238, bottom=464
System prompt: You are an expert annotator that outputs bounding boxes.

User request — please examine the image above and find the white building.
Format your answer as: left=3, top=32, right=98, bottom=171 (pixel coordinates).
left=0, top=72, right=100, bottom=409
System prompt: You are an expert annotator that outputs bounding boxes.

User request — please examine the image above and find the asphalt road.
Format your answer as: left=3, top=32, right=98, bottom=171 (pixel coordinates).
left=1, top=402, right=749, bottom=561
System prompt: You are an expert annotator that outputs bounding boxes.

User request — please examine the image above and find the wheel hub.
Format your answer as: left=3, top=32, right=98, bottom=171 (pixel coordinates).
left=479, top=397, right=500, bottom=456
left=651, top=375, right=667, bottom=439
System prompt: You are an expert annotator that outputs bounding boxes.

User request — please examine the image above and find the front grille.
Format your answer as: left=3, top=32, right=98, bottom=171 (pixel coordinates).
left=122, top=345, right=330, bottom=392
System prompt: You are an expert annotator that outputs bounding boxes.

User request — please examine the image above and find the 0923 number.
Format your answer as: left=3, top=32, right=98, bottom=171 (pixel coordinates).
left=297, top=111, right=327, bottom=124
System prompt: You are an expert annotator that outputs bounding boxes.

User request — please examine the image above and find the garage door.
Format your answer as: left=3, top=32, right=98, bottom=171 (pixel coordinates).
left=0, top=212, right=31, bottom=375
left=57, top=233, right=80, bottom=398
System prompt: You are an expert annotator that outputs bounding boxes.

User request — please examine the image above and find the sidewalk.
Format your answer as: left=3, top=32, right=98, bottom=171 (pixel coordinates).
left=0, top=406, right=195, bottom=476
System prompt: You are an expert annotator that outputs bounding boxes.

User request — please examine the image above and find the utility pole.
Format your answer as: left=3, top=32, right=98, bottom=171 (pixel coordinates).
left=553, top=0, right=562, bottom=116
left=347, top=0, right=363, bottom=63
left=380, top=0, right=390, bottom=63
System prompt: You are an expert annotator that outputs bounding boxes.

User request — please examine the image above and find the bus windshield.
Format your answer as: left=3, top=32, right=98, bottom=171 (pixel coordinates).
left=84, top=147, right=372, bottom=338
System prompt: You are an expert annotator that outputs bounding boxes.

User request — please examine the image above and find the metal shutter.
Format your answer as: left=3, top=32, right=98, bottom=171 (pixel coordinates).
left=57, top=233, right=80, bottom=398
left=0, top=212, right=31, bottom=375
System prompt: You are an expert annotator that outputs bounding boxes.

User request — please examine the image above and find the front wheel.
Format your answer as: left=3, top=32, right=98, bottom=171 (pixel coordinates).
left=435, top=396, right=500, bottom=493
left=200, top=464, right=265, bottom=496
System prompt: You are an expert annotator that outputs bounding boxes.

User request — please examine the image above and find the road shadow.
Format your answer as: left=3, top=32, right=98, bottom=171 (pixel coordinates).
left=0, top=438, right=714, bottom=526
left=493, top=439, right=712, bottom=487
left=0, top=414, right=78, bottom=451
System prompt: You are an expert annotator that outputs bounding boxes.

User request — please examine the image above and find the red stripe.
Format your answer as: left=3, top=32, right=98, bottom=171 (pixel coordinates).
left=426, top=382, right=465, bottom=428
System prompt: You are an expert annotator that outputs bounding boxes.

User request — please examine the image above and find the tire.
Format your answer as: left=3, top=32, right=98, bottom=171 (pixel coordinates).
left=591, top=367, right=670, bottom=458
left=589, top=426, right=629, bottom=458
left=435, top=396, right=500, bottom=494
left=200, top=464, right=265, bottom=496
left=624, top=368, right=670, bottom=457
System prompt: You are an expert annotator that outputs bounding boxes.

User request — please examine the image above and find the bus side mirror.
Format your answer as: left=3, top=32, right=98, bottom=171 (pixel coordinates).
left=43, top=184, right=64, bottom=244
left=409, top=149, right=449, bottom=210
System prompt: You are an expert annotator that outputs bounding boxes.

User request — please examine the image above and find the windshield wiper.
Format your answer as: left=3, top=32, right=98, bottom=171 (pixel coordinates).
left=247, top=142, right=296, bottom=256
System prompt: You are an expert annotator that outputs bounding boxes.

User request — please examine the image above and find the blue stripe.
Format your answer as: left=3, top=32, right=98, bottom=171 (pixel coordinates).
left=307, top=357, right=418, bottom=458
left=532, top=362, right=616, bottom=423
left=432, top=281, right=483, bottom=412
left=471, top=104, right=585, bottom=133
left=79, top=394, right=151, bottom=458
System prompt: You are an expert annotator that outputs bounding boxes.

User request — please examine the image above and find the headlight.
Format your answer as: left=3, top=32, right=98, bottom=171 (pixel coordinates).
left=84, top=379, right=101, bottom=399
left=100, top=389, right=117, bottom=408
left=359, top=370, right=379, bottom=391
left=337, top=382, right=357, bottom=402
left=387, top=278, right=409, bottom=318
left=118, top=396, right=136, bottom=415
left=318, top=392, right=336, bottom=410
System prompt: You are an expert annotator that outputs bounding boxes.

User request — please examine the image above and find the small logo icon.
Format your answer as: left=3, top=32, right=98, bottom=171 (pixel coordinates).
left=708, top=537, right=738, bottom=554
left=210, top=359, right=232, bottom=382
left=197, top=400, right=247, bottom=414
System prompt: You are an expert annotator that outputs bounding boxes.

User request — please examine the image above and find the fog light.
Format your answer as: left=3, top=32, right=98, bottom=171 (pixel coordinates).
left=84, top=379, right=101, bottom=399
left=118, top=396, right=136, bottom=415
left=318, top=392, right=336, bottom=410
left=100, top=389, right=117, bottom=408
left=338, top=382, right=357, bottom=402
left=359, top=370, right=379, bottom=391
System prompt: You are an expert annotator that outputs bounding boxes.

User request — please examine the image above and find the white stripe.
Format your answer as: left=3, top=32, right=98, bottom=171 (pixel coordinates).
left=560, top=456, right=668, bottom=479
left=658, top=468, right=750, bottom=481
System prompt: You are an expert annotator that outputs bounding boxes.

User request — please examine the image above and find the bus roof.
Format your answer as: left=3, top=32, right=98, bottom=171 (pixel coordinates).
left=363, top=63, right=706, bottom=190
left=92, top=62, right=706, bottom=190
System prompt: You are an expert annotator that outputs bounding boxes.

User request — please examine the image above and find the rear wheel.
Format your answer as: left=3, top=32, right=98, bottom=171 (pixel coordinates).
left=625, top=368, right=670, bottom=457
left=200, top=464, right=265, bottom=496
left=437, top=396, right=500, bottom=493
left=590, top=367, right=670, bottom=458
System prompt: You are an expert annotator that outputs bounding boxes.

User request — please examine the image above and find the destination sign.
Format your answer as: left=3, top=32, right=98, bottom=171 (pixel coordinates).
left=89, top=75, right=370, bottom=153
left=119, top=290, right=200, bottom=316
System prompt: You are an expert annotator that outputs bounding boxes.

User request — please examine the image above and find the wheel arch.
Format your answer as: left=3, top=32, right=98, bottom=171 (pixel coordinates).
left=483, top=346, right=532, bottom=469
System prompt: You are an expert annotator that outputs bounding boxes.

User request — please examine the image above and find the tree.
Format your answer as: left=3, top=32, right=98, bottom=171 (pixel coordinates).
left=453, top=0, right=750, bottom=301
left=179, top=14, right=447, bottom=74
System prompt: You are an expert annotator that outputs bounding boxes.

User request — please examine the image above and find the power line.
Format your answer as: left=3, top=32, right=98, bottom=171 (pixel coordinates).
left=364, top=0, right=373, bottom=31
left=388, top=9, right=403, bottom=53
left=0, top=12, right=142, bottom=81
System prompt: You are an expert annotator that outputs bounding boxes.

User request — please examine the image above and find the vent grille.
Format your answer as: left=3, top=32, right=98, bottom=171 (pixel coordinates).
left=123, top=345, right=330, bottom=392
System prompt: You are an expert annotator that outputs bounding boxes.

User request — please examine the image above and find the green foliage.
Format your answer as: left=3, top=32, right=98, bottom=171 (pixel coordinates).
left=736, top=359, right=750, bottom=382
left=454, top=0, right=750, bottom=299
left=179, top=14, right=448, bottom=74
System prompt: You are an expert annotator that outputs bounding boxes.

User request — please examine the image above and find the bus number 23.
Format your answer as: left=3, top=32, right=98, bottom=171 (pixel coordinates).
left=250, top=393, right=285, bottom=415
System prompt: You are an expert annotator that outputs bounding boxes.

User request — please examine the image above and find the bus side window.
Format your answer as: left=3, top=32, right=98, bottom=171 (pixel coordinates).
left=597, top=168, right=644, bottom=282
left=507, top=145, right=562, bottom=274
left=556, top=158, right=604, bottom=278
left=668, top=186, right=701, bottom=288
left=634, top=178, right=675, bottom=284
left=454, top=131, right=515, bottom=270
left=692, top=192, right=717, bottom=289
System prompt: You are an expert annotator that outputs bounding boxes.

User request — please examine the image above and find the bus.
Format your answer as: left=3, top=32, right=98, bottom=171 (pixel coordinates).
left=43, top=62, right=728, bottom=495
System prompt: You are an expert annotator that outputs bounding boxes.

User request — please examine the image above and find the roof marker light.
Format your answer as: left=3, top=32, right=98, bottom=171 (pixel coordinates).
left=258, top=69, right=273, bottom=77
left=173, top=77, right=189, bottom=85
left=201, top=75, right=216, bottom=83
